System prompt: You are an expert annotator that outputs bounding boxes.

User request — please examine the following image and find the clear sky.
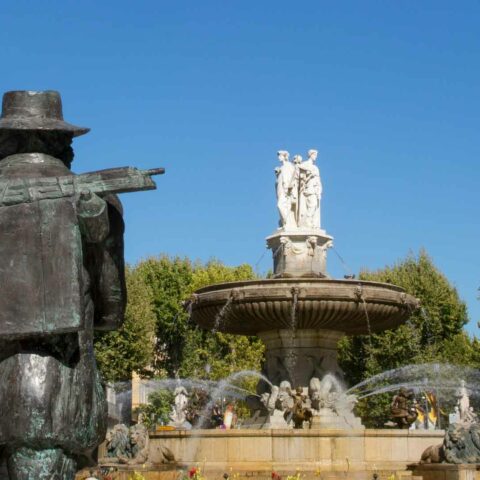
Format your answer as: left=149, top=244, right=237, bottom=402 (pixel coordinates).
left=1, top=1, right=479, bottom=332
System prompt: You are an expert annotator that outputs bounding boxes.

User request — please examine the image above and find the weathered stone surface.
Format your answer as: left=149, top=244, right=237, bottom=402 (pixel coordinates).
left=191, top=279, right=418, bottom=336
left=266, top=230, right=333, bottom=278
left=108, top=428, right=443, bottom=475
left=259, top=329, right=343, bottom=389
left=409, top=463, right=480, bottom=480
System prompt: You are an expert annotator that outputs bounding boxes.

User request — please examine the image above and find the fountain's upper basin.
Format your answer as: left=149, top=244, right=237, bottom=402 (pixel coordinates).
left=190, top=278, right=419, bottom=336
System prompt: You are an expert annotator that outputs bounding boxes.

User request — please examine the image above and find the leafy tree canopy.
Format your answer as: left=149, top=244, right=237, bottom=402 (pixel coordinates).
left=95, top=266, right=157, bottom=382
left=95, top=256, right=265, bottom=388
left=339, top=249, right=469, bottom=383
left=338, top=249, right=472, bottom=427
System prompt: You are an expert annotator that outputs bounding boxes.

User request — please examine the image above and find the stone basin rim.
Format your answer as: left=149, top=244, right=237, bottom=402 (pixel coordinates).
left=193, top=278, right=409, bottom=295
left=190, top=278, right=419, bottom=336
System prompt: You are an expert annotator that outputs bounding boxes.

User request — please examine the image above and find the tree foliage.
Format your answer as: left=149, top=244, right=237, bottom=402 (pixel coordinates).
left=95, top=256, right=265, bottom=387
left=133, top=256, right=194, bottom=376
left=338, top=249, right=471, bottom=426
left=95, top=266, right=157, bottom=382
left=133, top=389, right=174, bottom=428
left=133, top=256, right=264, bottom=379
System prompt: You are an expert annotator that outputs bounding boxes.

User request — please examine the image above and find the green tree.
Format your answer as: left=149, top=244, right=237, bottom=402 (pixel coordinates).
left=338, top=249, right=470, bottom=427
left=134, top=256, right=195, bottom=376
left=134, top=389, right=174, bottom=428
left=133, top=256, right=265, bottom=383
left=179, top=260, right=264, bottom=385
left=94, top=256, right=265, bottom=391
left=95, top=266, right=157, bottom=382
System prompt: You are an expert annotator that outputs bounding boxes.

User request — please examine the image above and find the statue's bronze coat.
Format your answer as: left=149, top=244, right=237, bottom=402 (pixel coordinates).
left=0, top=90, right=162, bottom=480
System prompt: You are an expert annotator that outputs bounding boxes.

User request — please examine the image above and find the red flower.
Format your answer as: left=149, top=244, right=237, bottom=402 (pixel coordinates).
left=189, top=467, right=198, bottom=478
left=271, top=472, right=281, bottom=480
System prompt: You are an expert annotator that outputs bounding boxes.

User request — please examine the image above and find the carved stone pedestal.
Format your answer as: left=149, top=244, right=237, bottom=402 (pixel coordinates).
left=409, top=463, right=480, bottom=480
left=257, top=329, right=364, bottom=430
left=258, top=329, right=344, bottom=388
left=266, top=229, right=333, bottom=278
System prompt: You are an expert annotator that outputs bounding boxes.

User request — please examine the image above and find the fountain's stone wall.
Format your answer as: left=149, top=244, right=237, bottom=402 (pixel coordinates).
left=87, top=428, right=445, bottom=478
left=138, top=428, right=443, bottom=476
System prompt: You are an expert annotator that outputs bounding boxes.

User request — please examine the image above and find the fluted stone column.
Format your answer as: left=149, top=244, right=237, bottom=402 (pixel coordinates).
left=258, top=328, right=344, bottom=389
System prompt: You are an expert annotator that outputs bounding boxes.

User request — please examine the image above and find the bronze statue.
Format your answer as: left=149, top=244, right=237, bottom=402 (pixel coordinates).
left=288, top=387, right=313, bottom=429
left=391, top=387, right=419, bottom=429
left=0, top=91, right=163, bottom=479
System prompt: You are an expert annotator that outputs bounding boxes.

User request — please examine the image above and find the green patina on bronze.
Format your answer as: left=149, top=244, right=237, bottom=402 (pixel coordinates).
left=0, top=90, right=163, bottom=480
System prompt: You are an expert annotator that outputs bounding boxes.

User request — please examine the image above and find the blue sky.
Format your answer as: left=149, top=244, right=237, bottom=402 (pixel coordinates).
left=1, top=1, right=479, bottom=332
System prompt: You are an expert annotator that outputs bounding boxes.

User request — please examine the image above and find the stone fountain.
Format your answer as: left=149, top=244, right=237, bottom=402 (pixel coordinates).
left=91, top=149, right=439, bottom=480
left=190, top=148, right=419, bottom=430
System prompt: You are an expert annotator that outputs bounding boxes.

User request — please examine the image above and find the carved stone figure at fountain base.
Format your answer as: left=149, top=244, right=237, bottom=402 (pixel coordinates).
left=244, top=377, right=363, bottom=430
left=243, top=330, right=364, bottom=431
left=391, top=387, right=419, bottom=429
left=243, top=383, right=293, bottom=429
left=100, top=423, right=149, bottom=465
left=168, top=386, right=192, bottom=430
left=311, top=406, right=363, bottom=430
left=242, top=409, right=291, bottom=429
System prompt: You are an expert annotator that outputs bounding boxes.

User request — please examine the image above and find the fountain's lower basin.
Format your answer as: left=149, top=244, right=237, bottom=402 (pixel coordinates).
left=90, top=428, right=444, bottom=480
left=191, top=278, right=419, bottom=336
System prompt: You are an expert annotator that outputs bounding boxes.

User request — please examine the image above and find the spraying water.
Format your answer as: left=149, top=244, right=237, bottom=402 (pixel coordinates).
left=345, top=363, right=480, bottom=403
left=181, top=370, right=272, bottom=461
left=212, top=293, right=235, bottom=332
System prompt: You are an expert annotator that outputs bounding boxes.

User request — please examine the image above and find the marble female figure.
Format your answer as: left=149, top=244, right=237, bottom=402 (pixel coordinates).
left=298, top=149, right=322, bottom=229
left=275, top=150, right=297, bottom=229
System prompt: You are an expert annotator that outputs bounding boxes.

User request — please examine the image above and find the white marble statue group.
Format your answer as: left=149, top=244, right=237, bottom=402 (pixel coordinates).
left=246, top=374, right=361, bottom=430
left=275, top=149, right=322, bottom=230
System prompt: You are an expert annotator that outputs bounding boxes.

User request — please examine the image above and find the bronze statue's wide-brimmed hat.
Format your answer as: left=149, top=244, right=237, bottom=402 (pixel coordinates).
left=0, top=90, right=89, bottom=137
